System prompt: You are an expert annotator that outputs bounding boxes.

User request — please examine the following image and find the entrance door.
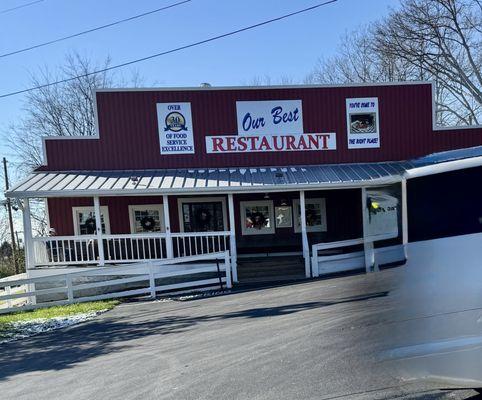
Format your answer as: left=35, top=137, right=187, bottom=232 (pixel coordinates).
left=178, top=197, right=227, bottom=232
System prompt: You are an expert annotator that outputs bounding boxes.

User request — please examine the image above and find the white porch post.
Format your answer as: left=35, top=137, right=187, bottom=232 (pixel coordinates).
left=22, top=198, right=36, bottom=304
left=299, top=190, right=311, bottom=278
left=401, top=178, right=408, bottom=259
left=93, top=196, right=105, bottom=266
left=22, top=198, right=34, bottom=270
left=227, top=193, right=238, bottom=282
left=361, top=187, right=376, bottom=273
left=163, top=195, right=174, bottom=259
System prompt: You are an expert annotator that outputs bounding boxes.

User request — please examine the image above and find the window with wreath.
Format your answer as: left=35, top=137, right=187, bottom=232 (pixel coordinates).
left=293, top=198, right=327, bottom=233
left=178, top=198, right=227, bottom=232
left=129, top=205, right=164, bottom=233
left=72, top=207, right=110, bottom=235
left=240, top=200, right=275, bottom=235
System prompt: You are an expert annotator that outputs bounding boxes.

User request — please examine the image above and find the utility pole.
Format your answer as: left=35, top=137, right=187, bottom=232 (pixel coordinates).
left=15, top=231, right=21, bottom=249
left=3, top=157, right=19, bottom=274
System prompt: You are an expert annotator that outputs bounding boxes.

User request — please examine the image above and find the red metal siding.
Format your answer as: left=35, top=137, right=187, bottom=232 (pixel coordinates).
left=40, top=84, right=482, bottom=171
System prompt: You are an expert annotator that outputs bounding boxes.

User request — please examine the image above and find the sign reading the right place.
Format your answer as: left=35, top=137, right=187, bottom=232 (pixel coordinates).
left=346, top=97, right=380, bottom=149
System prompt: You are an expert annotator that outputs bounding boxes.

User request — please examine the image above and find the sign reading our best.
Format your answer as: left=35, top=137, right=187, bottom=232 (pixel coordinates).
left=205, top=99, right=337, bottom=153
left=157, top=102, right=195, bottom=155
left=236, top=100, right=303, bottom=135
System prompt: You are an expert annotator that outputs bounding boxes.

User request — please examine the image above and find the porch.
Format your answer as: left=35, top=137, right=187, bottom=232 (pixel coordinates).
left=8, top=162, right=412, bottom=284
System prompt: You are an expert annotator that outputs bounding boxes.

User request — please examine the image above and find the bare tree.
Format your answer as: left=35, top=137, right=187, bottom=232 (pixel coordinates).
left=305, top=26, right=418, bottom=85
left=307, top=0, right=482, bottom=126
left=3, top=52, right=143, bottom=239
left=0, top=207, right=9, bottom=244
left=243, top=75, right=298, bottom=86
left=5, top=52, right=143, bottom=173
left=375, top=0, right=481, bottom=125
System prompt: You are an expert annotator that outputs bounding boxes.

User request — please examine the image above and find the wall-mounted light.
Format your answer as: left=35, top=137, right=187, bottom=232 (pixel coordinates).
left=263, top=193, right=270, bottom=200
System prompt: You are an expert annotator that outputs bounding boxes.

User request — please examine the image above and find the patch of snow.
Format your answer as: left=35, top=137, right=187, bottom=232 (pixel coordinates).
left=177, top=289, right=231, bottom=301
left=0, top=310, right=108, bottom=344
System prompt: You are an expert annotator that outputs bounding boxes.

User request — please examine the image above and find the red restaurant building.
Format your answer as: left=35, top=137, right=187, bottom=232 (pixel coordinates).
left=7, top=82, right=482, bottom=285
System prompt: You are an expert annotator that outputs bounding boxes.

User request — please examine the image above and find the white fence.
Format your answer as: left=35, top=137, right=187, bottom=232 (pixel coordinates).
left=32, top=232, right=230, bottom=267
left=0, top=251, right=232, bottom=315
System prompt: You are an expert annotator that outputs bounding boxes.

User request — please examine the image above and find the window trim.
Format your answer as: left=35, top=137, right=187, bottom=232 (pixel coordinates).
left=240, top=200, right=275, bottom=236
left=128, top=204, right=165, bottom=234
left=293, top=198, right=327, bottom=233
left=72, top=206, right=111, bottom=235
left=177, top=196, right=228, bottom=233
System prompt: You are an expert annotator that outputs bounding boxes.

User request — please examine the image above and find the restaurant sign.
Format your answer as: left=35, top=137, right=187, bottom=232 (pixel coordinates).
left=157, top=102, right=195, bottom=155
left=206, top=99, right=336, bottom=153
left=206, top=133, right=336, bottom=153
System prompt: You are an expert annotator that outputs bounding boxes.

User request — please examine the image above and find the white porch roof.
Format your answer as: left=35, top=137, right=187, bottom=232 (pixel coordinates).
left=6, top=146, right=482, bottom=198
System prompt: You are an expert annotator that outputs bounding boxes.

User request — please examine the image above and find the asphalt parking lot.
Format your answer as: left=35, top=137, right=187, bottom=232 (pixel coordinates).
left=0, top=271, right=479, bottom=400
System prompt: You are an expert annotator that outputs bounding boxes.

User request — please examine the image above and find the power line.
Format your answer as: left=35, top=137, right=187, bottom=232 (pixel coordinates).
left=0, top=0, right=338, bottom=99
left=0, top=0, right=44, bottom=15
left=0, top=0, right=192, bottom=58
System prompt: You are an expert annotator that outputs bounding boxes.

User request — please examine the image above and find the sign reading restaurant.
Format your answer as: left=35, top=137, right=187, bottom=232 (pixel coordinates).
left=206, top=133, right=336, bottom=153
left=206, top=99, right=336, bottom=153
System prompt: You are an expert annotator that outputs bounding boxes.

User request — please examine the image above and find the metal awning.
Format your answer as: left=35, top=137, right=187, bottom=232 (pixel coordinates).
left=6, top=161, right=413, bottom=198
left=6, top=146, right=482, bottom=198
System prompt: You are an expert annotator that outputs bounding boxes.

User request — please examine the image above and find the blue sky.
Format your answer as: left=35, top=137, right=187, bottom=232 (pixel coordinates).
left=0, top=0, right=399, bottom=174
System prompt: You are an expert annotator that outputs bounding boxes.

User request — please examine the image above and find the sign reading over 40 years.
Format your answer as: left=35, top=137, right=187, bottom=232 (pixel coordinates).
left=157, top=102, right=195, bottom=155
left=346, top=97, right=380, bottom=149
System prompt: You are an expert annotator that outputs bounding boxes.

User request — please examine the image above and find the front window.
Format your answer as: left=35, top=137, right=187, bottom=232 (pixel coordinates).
left=129, top=205, right=164, bottom=233
left=240, top=200, right=275, bottom=235
left=178, top=197, right=227, bottom=232
left=293, top=198, right=327, bottom=233
left=73, top=207, right=110, bottom=235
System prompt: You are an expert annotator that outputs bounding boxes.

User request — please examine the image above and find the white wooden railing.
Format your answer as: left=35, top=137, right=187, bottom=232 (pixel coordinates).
left=32, top=232, right=231, bottom=267
left=0, top=251, right=232, bottom=314
left=33, top=235, right=100, bottom=266
left=311, top=238, right=366, bottom=277
left=172, top=232, right=230, bottom=258
left=103, top=233, right=168, bottom=263
left=311, top=238, right=406, bottom=277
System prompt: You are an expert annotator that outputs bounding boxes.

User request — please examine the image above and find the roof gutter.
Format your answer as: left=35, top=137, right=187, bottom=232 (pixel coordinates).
left=403, top=156, right=482, bottom=179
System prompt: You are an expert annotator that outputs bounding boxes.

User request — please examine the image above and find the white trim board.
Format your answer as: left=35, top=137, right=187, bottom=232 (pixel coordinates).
left=95, top=81, right=433, bottom=93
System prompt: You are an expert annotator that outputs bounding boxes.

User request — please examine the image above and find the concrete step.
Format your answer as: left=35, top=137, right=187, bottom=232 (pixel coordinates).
left=237, top=275, right=306, bottom=284
left=237, top=256, right=305, bottom=281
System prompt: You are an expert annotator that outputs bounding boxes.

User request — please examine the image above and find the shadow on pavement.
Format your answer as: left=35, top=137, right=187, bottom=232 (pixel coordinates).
left=0, top=291, right=387, bottom=381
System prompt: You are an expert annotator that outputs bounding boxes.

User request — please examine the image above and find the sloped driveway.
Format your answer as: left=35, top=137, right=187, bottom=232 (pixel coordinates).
left=0, top=272, right=478, bottom=400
